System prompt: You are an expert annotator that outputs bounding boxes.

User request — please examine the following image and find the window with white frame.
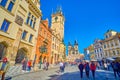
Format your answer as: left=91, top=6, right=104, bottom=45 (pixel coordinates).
left=0, top=19, right=10, bottom=32
left=29, top=34, right=33, bottom=43
left=7, top=0, right=15, bottom=12
left=26, top=12, right=36, bottom=29
left=22, top=31, right=27, bottom=40
left=0, top=0, right=8, bottom=7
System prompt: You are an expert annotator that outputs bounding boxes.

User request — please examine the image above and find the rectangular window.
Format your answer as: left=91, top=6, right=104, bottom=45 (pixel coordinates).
left=0, top=0, right=8, bottom=7
left=117, top=50, right=119, bottom=54
left=28, top=12, right=31, bottom=16
left=30, top=19, right=33, bottom=27
left=26, top=17, right=30, bottom=24
left=52, top=44, right=54, bottom=49
left=29, top=34, right=33, bottom=42
left=0, top=20, right=10, bottom=32
left=33, top=22, right=35, bottom=28
left=7, top=1, right=14, bottom=12
left=22, top=31, right=27, bottom=40
left=113, top=51, right=116, bottom=55
left=104, top=45, right=106, bottom=48
left=26, top=12, right=31, bottom=25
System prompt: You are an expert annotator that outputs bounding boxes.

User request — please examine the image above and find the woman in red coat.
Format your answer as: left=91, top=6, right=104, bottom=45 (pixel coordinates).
left=90, top=61, right=96, bottom=80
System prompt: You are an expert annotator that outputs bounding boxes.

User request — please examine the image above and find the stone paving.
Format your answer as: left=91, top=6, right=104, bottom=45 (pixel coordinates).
left=1, top=64, right=59, bottom=80
left=12, top=65, right=120, bottom=80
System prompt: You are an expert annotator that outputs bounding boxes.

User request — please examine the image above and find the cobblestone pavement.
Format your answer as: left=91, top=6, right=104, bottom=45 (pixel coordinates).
left=12, top=68, right=59, bottom=80
left=12, top=65, right=120, bottom=80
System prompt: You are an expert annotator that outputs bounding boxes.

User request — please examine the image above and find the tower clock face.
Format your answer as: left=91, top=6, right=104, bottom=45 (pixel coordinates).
left=55, top=16, right=58, bottom=22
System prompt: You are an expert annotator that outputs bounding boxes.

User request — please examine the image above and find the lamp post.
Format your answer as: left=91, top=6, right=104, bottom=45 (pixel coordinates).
left=39, top=45, right=47, bottom=69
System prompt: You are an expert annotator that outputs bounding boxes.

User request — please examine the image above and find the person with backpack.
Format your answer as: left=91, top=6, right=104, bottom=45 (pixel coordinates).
left=90, top=61, right=96, bottom=80
left=112, top=61, right=120, bottom=78
left=84, top=62, right=90, bottom=79
left=78, top=62, right=84, bottom=79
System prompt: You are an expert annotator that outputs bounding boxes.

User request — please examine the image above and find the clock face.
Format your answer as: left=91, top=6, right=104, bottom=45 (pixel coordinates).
left=55, top=16, right=58, bottom=21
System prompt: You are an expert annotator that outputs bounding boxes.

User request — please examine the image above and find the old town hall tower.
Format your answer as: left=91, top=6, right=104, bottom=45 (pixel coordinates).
left=51, top=7, right=65, bottom=41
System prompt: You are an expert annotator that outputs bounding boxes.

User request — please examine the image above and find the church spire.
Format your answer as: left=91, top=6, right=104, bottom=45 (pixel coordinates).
left=74, top=40, right=78, bottom=45
left=68, top=42, right=71, bottom=46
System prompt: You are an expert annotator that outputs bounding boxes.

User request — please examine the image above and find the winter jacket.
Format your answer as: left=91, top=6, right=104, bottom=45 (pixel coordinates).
left=27, top=61, right=32, bottom=67
left=78, top=63, right=84, bottom=71
left=90, top=63, right=96, bottom=71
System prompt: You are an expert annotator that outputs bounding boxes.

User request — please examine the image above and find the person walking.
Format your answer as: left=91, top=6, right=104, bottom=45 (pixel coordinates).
left=43, top=60, right=47, bottom=70
left=78, top=62, right=84, bottom=79
left=84, top=62, right=90, bottom=79
left=0, top=57, right=10, bottom=80
left=27, top=60, right=32, bottom=72
left=59, top=61, right=64, bottom=73
left=21, top=57, right=27, bottom=72
left=104, top=63, right=107, bottom=70
left=46, top=62, right=49, bottom=70
left=62, top=62, right=66, bottom=72
left=112, top=61, right=120, bottom=79
left=107, top=62, right=110, bottom=70
left=90, top=61, right=96, bottom=80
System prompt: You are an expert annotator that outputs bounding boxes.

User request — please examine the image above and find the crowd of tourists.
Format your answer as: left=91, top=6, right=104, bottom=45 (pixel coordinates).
left=78, top=61, right=97, bottom=80
left=77, top=60, right=120, bottom=80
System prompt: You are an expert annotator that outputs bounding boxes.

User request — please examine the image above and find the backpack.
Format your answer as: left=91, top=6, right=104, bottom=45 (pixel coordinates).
left=113, top=63, right=118, bottom=69
left=85, top=64, right=89, bottom=71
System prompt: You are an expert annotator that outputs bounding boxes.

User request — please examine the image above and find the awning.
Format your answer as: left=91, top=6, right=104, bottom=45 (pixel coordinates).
left=106, top=58, right=115, bottom=61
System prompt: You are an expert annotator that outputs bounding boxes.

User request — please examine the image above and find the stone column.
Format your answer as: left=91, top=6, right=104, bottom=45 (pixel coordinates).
left=10, top=28, right=22, bottom=65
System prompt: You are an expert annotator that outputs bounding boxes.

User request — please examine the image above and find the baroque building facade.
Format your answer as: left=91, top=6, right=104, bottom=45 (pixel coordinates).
left=93, top=39, right=104, bottom=60
left=0, top=0, right=42, bottom=65
left=51, top=7, right=65, bottom=64
left=102, top=30, right=120, bottom=58
left=67, top=41, right=84, bottom=62
left=36, top=19, right=52, bottom=65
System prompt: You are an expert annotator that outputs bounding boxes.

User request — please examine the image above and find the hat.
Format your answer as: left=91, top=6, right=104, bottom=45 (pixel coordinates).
left=3, top=57, right=8, bottom=62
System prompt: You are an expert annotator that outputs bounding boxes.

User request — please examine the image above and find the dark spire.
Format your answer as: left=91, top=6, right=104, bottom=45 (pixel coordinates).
left=68, top=42, right=71, bottom=46
left=74, top=40, right=78, bottom=45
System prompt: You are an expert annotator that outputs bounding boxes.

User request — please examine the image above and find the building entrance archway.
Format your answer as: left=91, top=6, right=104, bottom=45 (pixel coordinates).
left=15, top=48, right=27, bottom=64
left=0, top=42, right=8, bottom=60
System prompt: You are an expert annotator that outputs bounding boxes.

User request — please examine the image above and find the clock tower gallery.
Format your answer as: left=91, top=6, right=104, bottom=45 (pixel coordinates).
left=51, top=7, right=65, bottom=41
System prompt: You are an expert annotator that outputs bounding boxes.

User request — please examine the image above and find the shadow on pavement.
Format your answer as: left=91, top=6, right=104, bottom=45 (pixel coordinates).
left=48, top=70, right=119, bottom=80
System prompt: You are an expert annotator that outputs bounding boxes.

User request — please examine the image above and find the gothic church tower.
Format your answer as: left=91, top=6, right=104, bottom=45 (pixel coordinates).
left=51, top=7, right=65, bottom=41
left=74, top=40, right=79, bottom=54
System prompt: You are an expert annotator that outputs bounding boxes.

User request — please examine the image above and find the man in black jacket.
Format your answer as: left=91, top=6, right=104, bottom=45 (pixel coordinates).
left=78, top=62, right=84, bottom=79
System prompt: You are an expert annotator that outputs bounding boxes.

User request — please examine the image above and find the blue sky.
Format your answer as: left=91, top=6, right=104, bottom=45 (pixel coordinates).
left=40, top=0, right=120, bottom=53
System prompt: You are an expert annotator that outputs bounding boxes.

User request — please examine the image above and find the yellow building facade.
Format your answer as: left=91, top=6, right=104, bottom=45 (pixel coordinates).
left=0, top=0, right=42, bottom=65
left=102, top=30, right=120, bottom=58
left=59, top=43, right=66, bottom=61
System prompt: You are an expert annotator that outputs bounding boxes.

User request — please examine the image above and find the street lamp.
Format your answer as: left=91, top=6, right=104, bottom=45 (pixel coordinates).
left=39, top=45, right=47, bottom=69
